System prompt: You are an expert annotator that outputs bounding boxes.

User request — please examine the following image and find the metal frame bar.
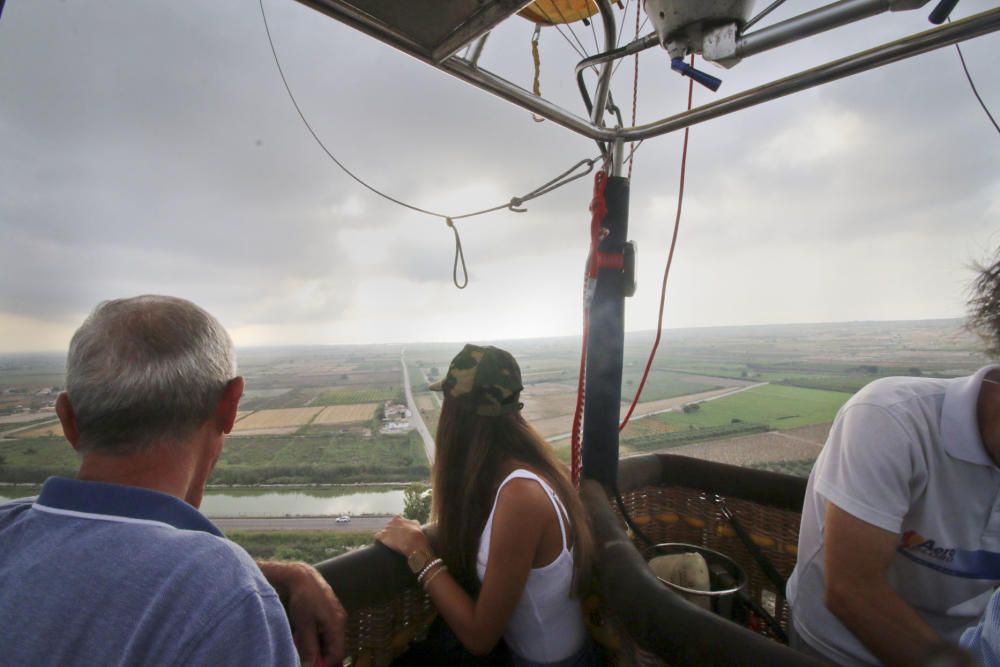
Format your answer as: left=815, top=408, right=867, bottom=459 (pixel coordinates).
left=439, top=8, right=1000, bottom=142
left=735, top=0, right=928, bottom=60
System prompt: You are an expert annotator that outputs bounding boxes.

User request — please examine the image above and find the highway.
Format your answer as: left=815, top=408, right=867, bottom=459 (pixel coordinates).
left=213, top=515, right=390, bottom=533
left=401, top=350, right=435, bottom=465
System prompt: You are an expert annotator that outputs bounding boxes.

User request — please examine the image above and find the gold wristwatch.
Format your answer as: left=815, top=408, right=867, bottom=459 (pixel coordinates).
left=407, top=548, right=433, bottom=575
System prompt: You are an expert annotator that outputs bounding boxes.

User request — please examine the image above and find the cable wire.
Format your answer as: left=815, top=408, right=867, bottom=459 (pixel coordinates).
left=953, top=39, right=1000, bottom=136
left=619, top=55, right=695, bottom=431
left=259, top=0, right=600, bottom=223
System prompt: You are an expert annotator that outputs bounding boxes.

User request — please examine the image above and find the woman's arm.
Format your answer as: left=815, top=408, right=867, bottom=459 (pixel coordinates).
left=376, top=478, right=553, bottom=656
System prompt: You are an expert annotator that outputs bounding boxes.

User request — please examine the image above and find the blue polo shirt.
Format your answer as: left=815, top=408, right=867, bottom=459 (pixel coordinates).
left=0, top=478, right=298, bottom=666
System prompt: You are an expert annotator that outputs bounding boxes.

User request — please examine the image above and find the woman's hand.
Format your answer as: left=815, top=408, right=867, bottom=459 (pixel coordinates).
left=376, top=515, right=429, bottom=557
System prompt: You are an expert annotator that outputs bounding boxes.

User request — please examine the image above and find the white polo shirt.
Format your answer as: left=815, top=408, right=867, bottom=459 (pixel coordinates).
left=787, top=365, right=1000, bottom=667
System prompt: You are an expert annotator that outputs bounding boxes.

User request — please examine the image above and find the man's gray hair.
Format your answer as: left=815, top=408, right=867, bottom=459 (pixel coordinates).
left=66, top=295, right=237, bottom=454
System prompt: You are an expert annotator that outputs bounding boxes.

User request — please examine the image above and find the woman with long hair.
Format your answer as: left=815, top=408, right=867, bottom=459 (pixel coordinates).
left=376, top=344, right=597, bottom=666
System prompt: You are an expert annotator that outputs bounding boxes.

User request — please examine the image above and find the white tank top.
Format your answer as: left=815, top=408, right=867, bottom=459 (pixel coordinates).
left=476, top=470, right=586, bottom=663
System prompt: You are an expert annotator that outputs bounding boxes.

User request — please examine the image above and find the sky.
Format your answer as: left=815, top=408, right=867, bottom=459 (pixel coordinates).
left=0, top=0, right=997, bottom=353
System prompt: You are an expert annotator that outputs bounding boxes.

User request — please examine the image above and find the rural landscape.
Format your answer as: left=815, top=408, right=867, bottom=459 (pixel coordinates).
left=0, top=318, right=988, bottom=560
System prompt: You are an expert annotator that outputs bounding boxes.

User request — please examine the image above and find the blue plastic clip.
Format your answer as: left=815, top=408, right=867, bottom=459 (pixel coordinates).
left=671, top=58, right=722, bottom=92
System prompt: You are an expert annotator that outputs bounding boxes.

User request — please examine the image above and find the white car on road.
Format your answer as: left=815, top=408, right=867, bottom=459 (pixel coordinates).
left=335, top=515, right=351, bottom=524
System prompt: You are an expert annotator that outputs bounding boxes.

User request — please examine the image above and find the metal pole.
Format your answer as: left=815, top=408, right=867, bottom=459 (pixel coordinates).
left=589, top=0, right=619, bottom=127
left=618, top=8, right=1000, bottom=141
left=469, top=33, right=489, bottom=68
left=736, top=0, right=896, bottom=60
left=439, top=8, right=999, bottom=143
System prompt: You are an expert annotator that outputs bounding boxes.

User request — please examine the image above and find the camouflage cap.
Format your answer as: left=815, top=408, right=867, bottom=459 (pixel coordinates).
left=428, top=344, right=524, bottom=417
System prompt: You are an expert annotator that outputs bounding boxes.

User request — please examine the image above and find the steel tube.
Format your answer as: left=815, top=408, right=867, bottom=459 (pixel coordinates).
left=589, top=0, right=618, bottom=126
left=442, top=9, right=998, bottom=142
left=469, top=32, right=489, bottom=67
left=442, top=56, right=607, bottom=138
left=618, top=7, right=1000, bottom=141
left=736, top=0, right=891, bottom=59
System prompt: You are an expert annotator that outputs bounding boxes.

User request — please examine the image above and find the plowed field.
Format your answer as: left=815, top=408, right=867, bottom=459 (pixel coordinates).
left=233, top=408, right=321, bottom=432
left=313, top=403, right=379, bottom=425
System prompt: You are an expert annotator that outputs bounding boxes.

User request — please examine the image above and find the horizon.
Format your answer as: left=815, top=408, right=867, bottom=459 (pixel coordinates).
left=0, top=315, right=975, bottom=358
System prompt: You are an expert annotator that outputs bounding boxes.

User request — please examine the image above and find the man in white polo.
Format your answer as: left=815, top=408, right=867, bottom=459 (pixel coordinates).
left=0, top=295, right=346, bottom=666
left=788, top=252, right=1000, bottom=666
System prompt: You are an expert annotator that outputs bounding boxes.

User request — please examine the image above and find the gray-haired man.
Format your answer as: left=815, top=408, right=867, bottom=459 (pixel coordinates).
left=0, top=295, right=346, bottom=666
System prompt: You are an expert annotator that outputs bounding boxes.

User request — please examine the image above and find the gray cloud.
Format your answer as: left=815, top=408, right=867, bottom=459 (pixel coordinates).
left=1, top=0, right=997, bottom=350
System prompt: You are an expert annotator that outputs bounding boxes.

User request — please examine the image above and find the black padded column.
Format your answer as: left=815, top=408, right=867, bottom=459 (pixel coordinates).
left=582, top=175, right=629, bottom=486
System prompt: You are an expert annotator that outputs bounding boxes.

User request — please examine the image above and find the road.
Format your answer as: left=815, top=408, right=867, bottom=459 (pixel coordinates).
left=213, top=515, right=390, bottom=532
left=401, top=350, right=435, bottom=465
left=545, top=382, right=770, bottom=442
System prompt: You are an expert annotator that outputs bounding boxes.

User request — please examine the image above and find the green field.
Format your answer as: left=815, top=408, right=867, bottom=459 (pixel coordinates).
left=226, top=530, right=373, bottom=563
left=655, top=384, right=850, bottom=431
left=0, top=437, right=78, bottom=471
left=619, top=369, right=722, bottom=403
left=0, top=431, right=430, bottom=485
left=214, top=431, right=428, bottom=484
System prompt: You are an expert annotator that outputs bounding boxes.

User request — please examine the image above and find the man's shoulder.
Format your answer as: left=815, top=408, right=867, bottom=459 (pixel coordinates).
left=141, top=526, right=269, bottom=593
left=849, top=375, right=947, bottom=410
left=0, top=496, right=36, bottom=527
left=838, top=375, right=948, bottom=430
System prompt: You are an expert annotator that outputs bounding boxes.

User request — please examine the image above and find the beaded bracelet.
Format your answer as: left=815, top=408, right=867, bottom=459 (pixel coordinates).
left=417, top=557, right=443, bottom=584
left=422, top=564, right=447, bottom=590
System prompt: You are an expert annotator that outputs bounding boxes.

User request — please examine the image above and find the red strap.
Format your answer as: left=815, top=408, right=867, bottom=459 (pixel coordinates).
left=587, top=171, right=609, bottom=278
left=594, top=252, right=623, bottom=270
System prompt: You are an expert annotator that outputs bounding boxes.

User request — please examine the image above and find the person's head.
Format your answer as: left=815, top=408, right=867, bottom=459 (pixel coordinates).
left=56, top=295, right=242, bottom=460
left=968, top=247, right=1000, bottom=359
left=429, top=344, right=593, bottom=592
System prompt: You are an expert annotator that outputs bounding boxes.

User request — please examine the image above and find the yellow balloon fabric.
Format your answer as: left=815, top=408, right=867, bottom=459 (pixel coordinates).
left=518, top=0, right=599, bottom=25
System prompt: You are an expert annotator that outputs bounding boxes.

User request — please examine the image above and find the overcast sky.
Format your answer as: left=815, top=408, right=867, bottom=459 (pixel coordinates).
left=0, top=0, right=997, bottom=353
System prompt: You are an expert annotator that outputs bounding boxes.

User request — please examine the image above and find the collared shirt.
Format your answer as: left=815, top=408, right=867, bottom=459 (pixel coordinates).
left=787, top=365, right=1000, bottom=667
left=0, top=478, right=298, bottom=667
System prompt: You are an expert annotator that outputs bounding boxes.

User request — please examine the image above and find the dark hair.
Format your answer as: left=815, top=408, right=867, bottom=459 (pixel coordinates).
left=432, top=398, right=594, bottom=594
left=968, top=248, right=1000, bottom=359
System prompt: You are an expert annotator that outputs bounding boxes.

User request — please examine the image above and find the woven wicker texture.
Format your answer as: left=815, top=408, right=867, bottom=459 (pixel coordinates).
left=616, top=484, right=800, bottom=634
left=346, top=587, right=434, bottom=667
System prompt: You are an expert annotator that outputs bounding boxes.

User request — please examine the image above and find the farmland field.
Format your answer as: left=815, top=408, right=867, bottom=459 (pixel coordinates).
left=213, top=431, right=429, bottom=484
left=312, top=386, right=402, bottom=406
left=313, top=403, right=379, bottom=425
left=655, top=384, right=850, bottom=431
left=232, top=407, right=321, bottom=433
left=0, top=437, right=79, bottom=482
left=9, top=421, right=63, bottom=438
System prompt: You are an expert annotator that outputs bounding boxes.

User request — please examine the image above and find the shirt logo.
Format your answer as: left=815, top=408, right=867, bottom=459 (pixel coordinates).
left=897, top=530, right=1000, bottom=580
left=899, top=531, right=956, bottom=563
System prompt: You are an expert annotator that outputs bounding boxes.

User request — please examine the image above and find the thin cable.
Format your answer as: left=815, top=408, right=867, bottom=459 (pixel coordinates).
left=549, top=1, right=593, bottom=59
left=533, top=5, right=593, bottom=70
left=260, top=0, right=598, bottom=224
left=619, top=55, right=695, bottom=431
left=953, top=38, right=1000, bottom=135
left=627, top=0, right=641, bottom=179
left=611, top=15, right=648, bottom=79
left=615, top=0, right=632, bottom=47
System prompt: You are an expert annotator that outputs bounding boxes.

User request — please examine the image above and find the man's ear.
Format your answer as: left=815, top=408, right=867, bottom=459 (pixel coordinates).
left=216, top=377, right=245, bottom=434
left=55, top=392, right=81, bottom=450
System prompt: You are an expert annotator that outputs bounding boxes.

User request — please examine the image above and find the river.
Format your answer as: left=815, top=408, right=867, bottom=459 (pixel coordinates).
left=0, top=485, right=405, bottom=518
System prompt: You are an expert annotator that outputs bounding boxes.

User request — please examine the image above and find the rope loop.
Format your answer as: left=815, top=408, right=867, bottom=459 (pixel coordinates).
left=530, top=24, right=545, bottom=123
left=447, top=218, right=469, bottom=289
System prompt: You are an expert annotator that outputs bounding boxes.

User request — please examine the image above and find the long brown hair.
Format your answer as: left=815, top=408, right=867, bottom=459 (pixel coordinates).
left=432, top=398, right=594, bottom=594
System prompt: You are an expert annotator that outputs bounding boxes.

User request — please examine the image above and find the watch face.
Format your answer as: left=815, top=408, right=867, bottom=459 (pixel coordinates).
left=408, top=550, right=430, bottom=573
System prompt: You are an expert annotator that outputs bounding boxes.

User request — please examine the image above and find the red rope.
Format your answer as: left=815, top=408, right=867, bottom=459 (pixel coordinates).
left=619, top=55, right=695, bottom=432
left=571, top=169, right=609, bottom=486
